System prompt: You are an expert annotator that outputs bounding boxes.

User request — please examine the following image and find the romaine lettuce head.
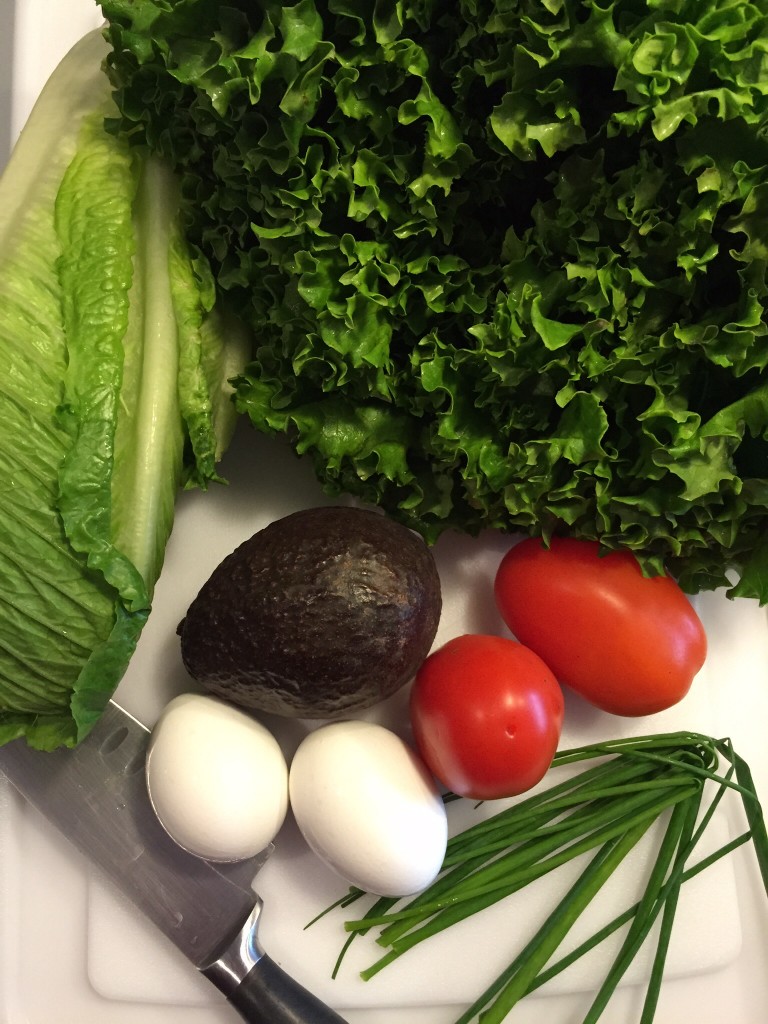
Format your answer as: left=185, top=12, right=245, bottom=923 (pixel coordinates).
left=100, top=0, right=768, bottom=601
left=0, top=31, right=247, bottom=748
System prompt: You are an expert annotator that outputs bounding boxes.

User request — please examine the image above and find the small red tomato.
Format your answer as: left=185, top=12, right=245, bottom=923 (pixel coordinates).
left=494, top=537, right=707, bottom=717
left=409, top=634, right=564, bottom=800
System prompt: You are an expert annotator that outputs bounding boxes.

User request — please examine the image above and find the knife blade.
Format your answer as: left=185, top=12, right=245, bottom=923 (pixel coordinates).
left=0, top=699, right=348, bottom=1023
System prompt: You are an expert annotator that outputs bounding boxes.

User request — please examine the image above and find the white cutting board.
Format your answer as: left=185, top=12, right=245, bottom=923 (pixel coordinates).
left=76, top=423, right=741, bottom=1013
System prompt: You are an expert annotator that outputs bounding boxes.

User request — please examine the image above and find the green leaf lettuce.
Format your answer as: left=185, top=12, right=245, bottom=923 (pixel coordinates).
left=100, top=0, right=768, bottom=600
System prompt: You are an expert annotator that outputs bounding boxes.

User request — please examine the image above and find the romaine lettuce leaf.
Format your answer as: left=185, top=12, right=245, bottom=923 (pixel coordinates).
left=0, top=31, right=247, bottom=748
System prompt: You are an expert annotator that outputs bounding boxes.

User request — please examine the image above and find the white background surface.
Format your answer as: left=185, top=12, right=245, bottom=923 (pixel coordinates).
left=2, top=4, right=768, bottom=1023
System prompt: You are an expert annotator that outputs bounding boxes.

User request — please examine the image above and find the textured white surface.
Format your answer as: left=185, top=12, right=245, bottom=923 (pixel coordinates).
left=8, top=1, right=105, bottom=147
left=2, top=6, right=768, bottom=1024
left=83, top=428, right=746, bottom=1010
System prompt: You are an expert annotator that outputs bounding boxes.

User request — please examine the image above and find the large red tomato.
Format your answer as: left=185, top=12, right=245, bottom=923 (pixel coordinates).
left=409, top=634, right=564, bottom=800
left=494, top=537, right=707, bottom=717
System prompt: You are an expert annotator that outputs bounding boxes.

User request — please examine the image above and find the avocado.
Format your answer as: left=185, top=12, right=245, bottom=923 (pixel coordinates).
left=177, top=506, right=442, bottom=717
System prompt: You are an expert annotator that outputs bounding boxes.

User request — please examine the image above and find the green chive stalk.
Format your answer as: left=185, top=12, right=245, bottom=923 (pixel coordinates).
left=320, top=732, right=767, bottom=1023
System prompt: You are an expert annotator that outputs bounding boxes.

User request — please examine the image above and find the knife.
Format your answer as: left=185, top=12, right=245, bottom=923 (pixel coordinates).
left=0, top=699, right=348, bottom=1023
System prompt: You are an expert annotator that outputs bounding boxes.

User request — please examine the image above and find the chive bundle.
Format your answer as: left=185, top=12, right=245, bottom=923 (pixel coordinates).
left=317, top=732, right=768, bottom=1023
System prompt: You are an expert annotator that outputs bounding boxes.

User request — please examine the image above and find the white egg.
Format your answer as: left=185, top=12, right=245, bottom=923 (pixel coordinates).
left=146, top=693, right=289, bottom=862
left=289, top=720, right=448, bottom=897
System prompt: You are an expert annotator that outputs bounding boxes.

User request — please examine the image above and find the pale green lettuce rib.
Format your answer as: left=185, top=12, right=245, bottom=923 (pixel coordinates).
left=105, top=153, right=184, bottom=598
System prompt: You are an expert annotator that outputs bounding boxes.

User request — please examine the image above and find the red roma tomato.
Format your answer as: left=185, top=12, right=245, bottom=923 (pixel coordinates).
left=409, top=634, right=564, bottom=800
left=494, top=537, right=707, bottom=717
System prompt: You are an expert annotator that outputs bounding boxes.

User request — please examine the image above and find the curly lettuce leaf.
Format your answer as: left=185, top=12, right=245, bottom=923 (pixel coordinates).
left=101, top=0, right=768, bottom=600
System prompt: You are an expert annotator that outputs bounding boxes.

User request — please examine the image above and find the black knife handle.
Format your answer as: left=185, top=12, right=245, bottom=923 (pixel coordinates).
left=229, top=953, right=348, bottom=1023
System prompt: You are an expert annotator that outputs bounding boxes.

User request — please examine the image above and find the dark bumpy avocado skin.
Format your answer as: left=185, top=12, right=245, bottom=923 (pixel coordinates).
left=177, top=506, right=442, bottom=717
